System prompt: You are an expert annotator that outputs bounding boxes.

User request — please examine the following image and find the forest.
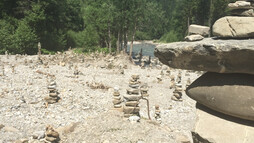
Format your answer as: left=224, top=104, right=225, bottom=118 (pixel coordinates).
left=0, top=0, right=234, bottom=54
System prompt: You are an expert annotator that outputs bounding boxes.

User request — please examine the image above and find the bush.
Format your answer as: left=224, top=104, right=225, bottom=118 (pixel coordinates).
left=159, top=30, right=180, bottom=43
left=13, top=20, right=38, bottom=54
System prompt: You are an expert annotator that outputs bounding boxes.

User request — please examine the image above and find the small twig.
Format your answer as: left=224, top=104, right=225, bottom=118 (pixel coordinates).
left=141, top=97, right=151, bottom=120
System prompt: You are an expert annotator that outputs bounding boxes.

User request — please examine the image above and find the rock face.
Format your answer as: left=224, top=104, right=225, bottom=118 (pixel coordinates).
left=189, top=25, right=210, bottom=36
left=213, top=16, right=254, bottom=38
left=154, top=38, right=254, bottom=74
left=193, top=104, right=254, bottom=143
left=184, top=35, right=204, bottom=42
left=186, top=72, right=254, bottom=121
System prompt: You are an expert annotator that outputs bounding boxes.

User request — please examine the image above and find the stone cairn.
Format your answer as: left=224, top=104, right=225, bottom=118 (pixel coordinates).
left=154, top=105, right=162, bottom=123
left=112, top=87, right=122, bottom=109
left=1, top=65, right=4, bottom=76
left=44, top=80, right=60, bottom=105
left=45, top=125, right=60, bottom=143
left=154, top=1, right=254, bottom=142
left=123, top=75, right=141, bottom=118
left=37, top=42, right=43, bottom=64
left=171, top=83, right=183, bottom=101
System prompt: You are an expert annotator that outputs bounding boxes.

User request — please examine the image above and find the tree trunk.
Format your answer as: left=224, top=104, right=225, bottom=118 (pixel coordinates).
left=108, top=23, right=111, bottom=53
left=124, top=30, right=128, bottom=53
left=129, top=22, right=137, bottom=58
left=116, top=31, right=120, bottom=54
left=208, top=0, right=213, bottom=37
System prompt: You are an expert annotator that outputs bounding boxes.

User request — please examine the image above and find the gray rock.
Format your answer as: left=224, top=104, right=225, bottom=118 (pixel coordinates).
left=123, top=106, right=140, bottom=114
left=189, top=25, right=210, bottom=36
left=0, top=124, right=5, bottom=130
left=3, top=126, right=19, bottom=132
left=123, top=95, right=142, bottom=101
left=128, top=115, right=140, bottom=123
left=154, top=38, right=254, bottom=74
left=193, top=104, right=254, bottom=143
left=228, top=1, right=253, bottom=9
left=32, top=131, right=45, bottom=139
left=231, top=9, right=254, bottom=16
left=185, top=34, right=204, bottom=42
left=186, top=72, right=254, bottom=121
left=213, top=16, right=254, bottom=38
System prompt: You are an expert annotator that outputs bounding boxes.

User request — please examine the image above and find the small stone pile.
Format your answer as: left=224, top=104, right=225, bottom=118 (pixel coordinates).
left=171, top=84, right=183, bottom=101
left=154, top=105, right=161, bottom=123
left=1, top=65, right=4, bottom=76
left=185, top=24, right=210, bottom=42
left=140, top=84, right=149, bottom=97
left=186, top=78, right=191, bottom=88
left=229, top=0, right=254, bottom=17
left=112, top=87, right=122, bottom=109
left=45, top=125, right=60, bottom=143
left=123, top=75, right=141, bottom=117
left=44, top=80, right=60, bottom=104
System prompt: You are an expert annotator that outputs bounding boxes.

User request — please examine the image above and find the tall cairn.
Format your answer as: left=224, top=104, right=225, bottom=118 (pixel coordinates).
left=112, top=87, right=122, bottom=109
left=154, top=1, right=254, bottom=142
left=44, top=80, right=60, bottom=105
left=123, top=75, right=141, bottom=117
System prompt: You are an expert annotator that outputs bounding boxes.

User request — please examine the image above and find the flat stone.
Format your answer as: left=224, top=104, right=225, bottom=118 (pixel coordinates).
left=113, top=96, right=121, bottom=100
left=45, top=136, right=58, bottom=142
left=114, top=104, right=122, bottom=108
left=125, top=101, right=139, bottom=107
left=186, top=72, right=254, bottom=121
left=154, top=38, right=254, bottom=74
left=112, top=99, right=121, bottom=105
left=193, top=104, right=254, bottom=143
left=128, top=116, right=140, bottom=123
left=32, top=131, right=45, bottom=139
left=189, top=25, right=210, bottom=36
left=213, top=16, right=254, bottom=38
left=123, top=95, right=142, bottom=101
left=113, top=92, right=120, bottom=96
left=228, top=1, right=253, bottom=9
left=185, top=34, right=204, bottom=42
left=231, top=9, right=254, bottom=16
left=48, top=85, right=56, bottom=89
left=175, top=134, right=191, bottom=143
left=123, top=106, right=140, bottom=114
left=56, top=122, right=79, bottom=134
left=3, top=126, right=19, bottom=132
left=126, top=88, right=139, bottom=95
left=129, top=84, right=139, bottom=88
left=49, top=92, right=58, bottom=97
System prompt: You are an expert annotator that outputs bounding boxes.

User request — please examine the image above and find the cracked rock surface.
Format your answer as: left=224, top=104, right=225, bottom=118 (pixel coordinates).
left=154, top=38, right=254, bottom=74
left=213, top=16, right=254, bottom=38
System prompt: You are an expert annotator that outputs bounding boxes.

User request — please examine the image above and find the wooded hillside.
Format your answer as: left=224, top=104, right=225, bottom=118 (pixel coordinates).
left=0, top=0, right=234, bottom=54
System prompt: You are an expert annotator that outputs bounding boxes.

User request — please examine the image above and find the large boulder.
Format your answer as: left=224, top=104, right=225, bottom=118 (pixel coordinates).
left=213, top=16, right=254, bottom=38
left=193, top=104, right=254, bottom=143
left=186, top=72, right=254, bottom=121
left=154, top=38, right=254, bottom=74
left=189, top=25, right=210, bottom=36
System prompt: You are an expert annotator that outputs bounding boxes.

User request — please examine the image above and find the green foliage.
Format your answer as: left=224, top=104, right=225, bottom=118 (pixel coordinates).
left=12, top=20, right=38, bottom=54
left=159, top=31, right=180, bottom=43
left=0, top=0, right=234, bottom=54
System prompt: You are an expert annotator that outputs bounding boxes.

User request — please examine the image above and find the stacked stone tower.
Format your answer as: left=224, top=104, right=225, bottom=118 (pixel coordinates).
left=45, top=80, right=60, bottom=104
left=155, top=1, right=254, bottom=142
left=112, top=87, right=122, bottom=109
left=123, top=75, right=141, bottom=117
